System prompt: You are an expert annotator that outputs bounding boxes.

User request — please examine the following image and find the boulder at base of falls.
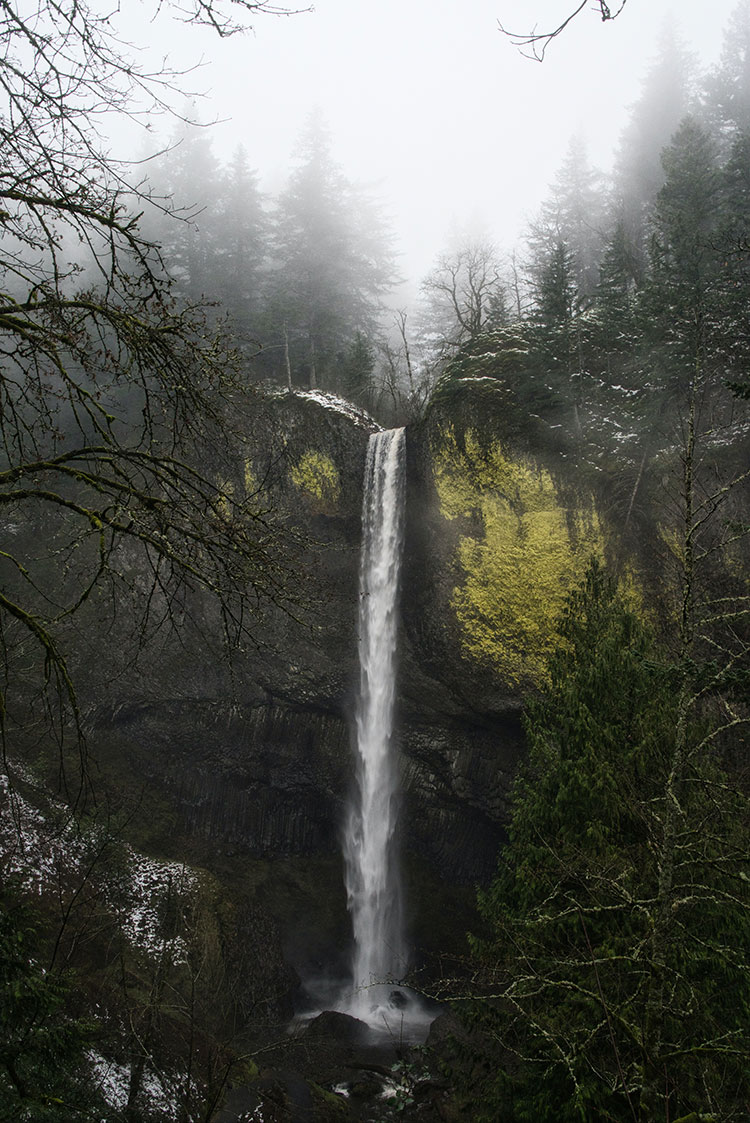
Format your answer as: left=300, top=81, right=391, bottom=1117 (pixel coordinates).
left=305, top=1009, right=370, bottom=1046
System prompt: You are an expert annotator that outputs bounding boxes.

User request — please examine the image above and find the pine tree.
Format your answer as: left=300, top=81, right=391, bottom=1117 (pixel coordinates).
left=213, top=145, right=269, bottom=348
left=613, top=27, right=697, bottom=279
left=466, top=561, right=750, bottom=1123
left=643, top=117, right=721, bottom=398
left=268, top=112, right=394, bottom=390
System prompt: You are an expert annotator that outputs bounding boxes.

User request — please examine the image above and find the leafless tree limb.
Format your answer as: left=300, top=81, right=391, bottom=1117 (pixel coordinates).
left=498, top=1, right=628, bottom=61
left=0, top=1, right=304, bottom=806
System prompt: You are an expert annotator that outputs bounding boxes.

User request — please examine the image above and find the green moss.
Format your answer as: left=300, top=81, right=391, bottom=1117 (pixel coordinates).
left=243, top=458, right=257, bottom=496
left=434, top=429, right=605, bottom=685
left=216, top=478, right=234, bottom=520
left=289, top=450, right=341, bottom=510
left=311, top=1084, right=349, bottom=1114
left=234, top=1058, right=259, bottom=1083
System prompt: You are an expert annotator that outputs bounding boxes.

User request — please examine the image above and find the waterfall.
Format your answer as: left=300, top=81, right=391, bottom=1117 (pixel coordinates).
left=343, top=427, right=407, bottom=1020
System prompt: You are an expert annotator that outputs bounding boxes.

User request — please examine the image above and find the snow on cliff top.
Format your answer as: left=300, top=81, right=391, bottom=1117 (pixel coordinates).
left=266, top=385, right=380, bottom=429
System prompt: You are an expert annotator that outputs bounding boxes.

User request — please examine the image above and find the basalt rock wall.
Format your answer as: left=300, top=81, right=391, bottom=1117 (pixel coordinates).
left=84, top=387, right=605, bottom=967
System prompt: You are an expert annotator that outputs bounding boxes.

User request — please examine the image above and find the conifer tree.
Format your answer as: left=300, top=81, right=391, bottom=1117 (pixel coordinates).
left=714, top=129, right=750, bottom=393
left=337, top=331, right=376, bottom=406
left=643, top=117, right=721, bottom=399
left=467, top=561, right=750, bottom=1123
left=533, top=138, right=606, bottom=300
left=594, top=219, right=638, bottom=346
left=149, top=118, right=222, bottom=304
left=268, top=112, right=394, bottom=390
left=213, top=146, right=269, bottom=347
left=526, top=238, right=583, bottom=424
left=613, top=27, right=697, bottom=278
left=704, top=0, right=750, bottom=141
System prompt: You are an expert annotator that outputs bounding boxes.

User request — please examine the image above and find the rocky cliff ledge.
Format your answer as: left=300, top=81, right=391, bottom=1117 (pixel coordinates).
left=84, top=386, right=604, bottom=973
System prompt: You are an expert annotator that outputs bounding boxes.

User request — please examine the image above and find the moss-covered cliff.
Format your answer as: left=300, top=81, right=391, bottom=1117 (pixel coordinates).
left=6, top=380, right=639, bottom=1120
left=35, top=385, right=623, bottom=1007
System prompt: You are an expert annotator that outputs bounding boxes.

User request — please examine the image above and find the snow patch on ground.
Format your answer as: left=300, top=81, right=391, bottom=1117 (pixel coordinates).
left=0, top=772, right=86, bottom=892
left=88, top=1051, right=187, bottom=1120
left=0, top=770, right=197, bottom=959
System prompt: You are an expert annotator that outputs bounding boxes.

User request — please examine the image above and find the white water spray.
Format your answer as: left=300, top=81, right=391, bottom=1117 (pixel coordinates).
left=343, top=427, right=407, bottom=1021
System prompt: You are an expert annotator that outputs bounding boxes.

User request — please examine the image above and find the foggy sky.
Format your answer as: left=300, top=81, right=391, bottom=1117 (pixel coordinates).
left=126, top=0, right=742, bottom=288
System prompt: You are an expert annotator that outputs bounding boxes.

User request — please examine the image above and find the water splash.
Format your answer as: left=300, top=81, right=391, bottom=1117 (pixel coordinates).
left=343, top=427, right=407, bottom=1022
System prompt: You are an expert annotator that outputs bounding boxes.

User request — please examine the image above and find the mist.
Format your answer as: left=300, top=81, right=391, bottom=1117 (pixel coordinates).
left=120, top=0, right=742, bottom=287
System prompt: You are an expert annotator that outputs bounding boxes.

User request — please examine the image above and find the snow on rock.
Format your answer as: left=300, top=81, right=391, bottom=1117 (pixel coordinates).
left=88, top=1053, right=131, bottom=1113
left=124, top=852, right=197, bottom=960
left=1, top=768, right=197, bottom=960
left=0, top=772, right=87, bottom=891
left=295, top=388, right=379, bottom=429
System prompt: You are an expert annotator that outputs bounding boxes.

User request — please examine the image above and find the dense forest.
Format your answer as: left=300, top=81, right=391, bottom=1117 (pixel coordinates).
left=1, top=1, right=749, bottom=1121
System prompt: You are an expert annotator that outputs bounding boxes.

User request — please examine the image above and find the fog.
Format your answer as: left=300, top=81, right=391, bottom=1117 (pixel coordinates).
left=124, top=0, right=742, bottom=286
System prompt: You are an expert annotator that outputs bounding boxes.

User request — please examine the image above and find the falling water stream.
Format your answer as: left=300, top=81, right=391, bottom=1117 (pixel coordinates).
left=342, top=427, right=408, bottom=1022
left=297, top=426, right=435, bottom=1041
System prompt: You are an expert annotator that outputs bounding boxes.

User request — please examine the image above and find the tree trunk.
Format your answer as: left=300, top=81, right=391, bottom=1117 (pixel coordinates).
left=639, top=375, right=697, bottom=1121
left=283, top=322, right=293, bottom=394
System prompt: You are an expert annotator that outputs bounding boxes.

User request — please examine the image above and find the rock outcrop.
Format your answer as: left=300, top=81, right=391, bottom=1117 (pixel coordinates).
left=80, top=385, right=605, bottom=980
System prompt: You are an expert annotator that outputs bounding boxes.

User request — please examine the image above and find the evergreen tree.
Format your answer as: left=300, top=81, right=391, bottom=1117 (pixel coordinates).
left=527, top=237, right=582, bottom=422
left=0, top=883, right=101, bottom=1121
left=466, top=561, right=750, bottom=1123
left=149, top=117, right=222, bottom=303
left=594, top=219, right=638, bottom=342
left=337, top=330, right=376, bottom=406
left=715, top=129, right=750, bottom=393
left=644, top=117, right=721, bottom=398
left=533, top=138, right=606, bottom=300
left=532, top=237, right=577, bottom=327
left=213, top=145, right=269, bottom=347
left=268, top=112, right=394, bottom=390
left=704, top=0, right=750, bottom=142
left=613, top=28, right=697, bottom=279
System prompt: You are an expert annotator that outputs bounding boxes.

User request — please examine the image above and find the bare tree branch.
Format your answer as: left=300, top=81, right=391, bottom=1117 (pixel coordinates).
left=498, top=1, right=628, bottom=61
left=0, top=1, right=304, bottom=805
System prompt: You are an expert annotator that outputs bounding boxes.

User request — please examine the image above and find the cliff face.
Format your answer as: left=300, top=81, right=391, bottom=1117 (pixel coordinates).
left=81, top=387, right=603, bottom=973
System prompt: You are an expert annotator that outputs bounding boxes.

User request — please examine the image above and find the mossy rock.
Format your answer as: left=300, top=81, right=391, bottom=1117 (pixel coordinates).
left=433, top=426, right=605, bottom=686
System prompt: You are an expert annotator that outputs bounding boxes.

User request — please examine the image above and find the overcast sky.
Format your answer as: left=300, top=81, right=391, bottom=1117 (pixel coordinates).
left=129, top=0, right=743, bottom=287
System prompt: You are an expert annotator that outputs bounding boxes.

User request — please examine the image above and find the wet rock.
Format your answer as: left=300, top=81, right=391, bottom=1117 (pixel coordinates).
left=426, top=1011, right=470, bottom=1048
left=77, top=388, right=534, bottom=998
left=305, top=1009, right=370, bottom=1046
left=215, top=1069, right=318, bottom=1123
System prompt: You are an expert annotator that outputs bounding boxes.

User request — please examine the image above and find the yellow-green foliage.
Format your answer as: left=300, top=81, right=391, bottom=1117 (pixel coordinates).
left=289, top=450, right=340, bottom=510
left=243, top=458, right=257, bottom=496
left=216, top=479, right=234, bottom=520
left=311, top=1084, right=349, bottom=1114
left=434, top=429, right=605, bottom=685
